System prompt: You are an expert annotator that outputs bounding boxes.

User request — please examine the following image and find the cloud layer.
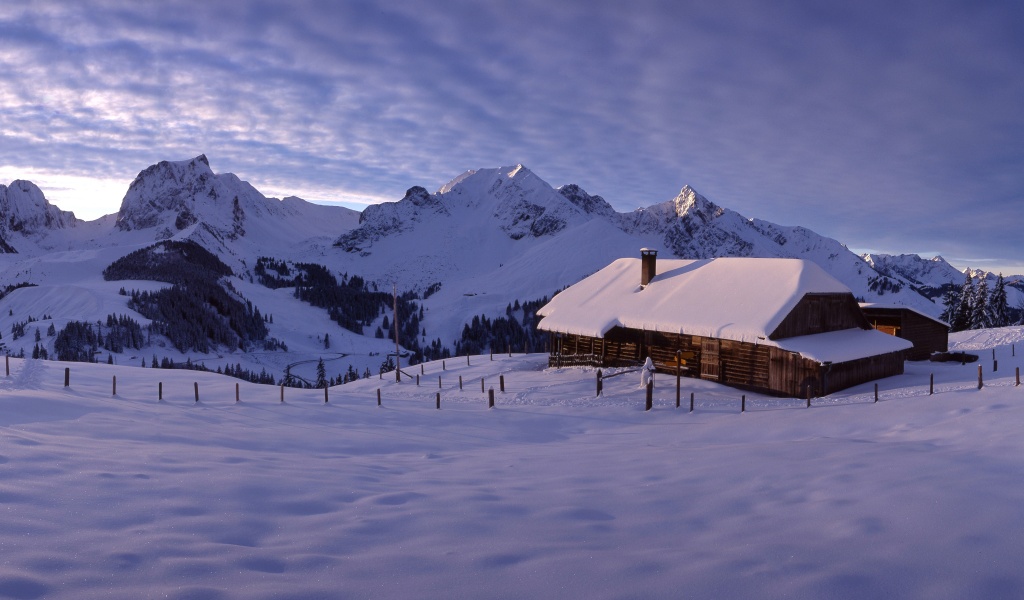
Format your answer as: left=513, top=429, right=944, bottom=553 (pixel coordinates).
left=1, top=0, right=1022, bottom=271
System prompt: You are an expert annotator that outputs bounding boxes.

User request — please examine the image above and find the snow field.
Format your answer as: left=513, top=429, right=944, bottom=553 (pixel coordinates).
left=0, top=332, right=1023, bottom=598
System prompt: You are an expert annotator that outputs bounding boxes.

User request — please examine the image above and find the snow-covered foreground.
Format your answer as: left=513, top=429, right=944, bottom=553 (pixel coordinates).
left=1, top=330, right=1024, bottom=599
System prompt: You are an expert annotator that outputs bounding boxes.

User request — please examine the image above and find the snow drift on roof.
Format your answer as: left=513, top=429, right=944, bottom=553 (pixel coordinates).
left=774, top=328, right=912, bottom=364
left=536, top=257, right=853, bottom=343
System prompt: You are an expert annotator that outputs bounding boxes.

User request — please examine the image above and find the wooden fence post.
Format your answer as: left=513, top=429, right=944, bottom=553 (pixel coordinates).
left=481, top=378, right=485, bottom=393
left=194, top=382, right=199, bottom=403
left=443, top=360, right=446, bottom=371
left=436, top=392, right=441, bottom=409
left=324, top=387, right=329, bottom=403
left=459, top=375, right=463, bottom=390
left=994, top=360, right=998, bottom=373
left=676, top=350, right=682, bottom=408
left=467, top=355, right=470, bottom=366
left=929, top=373, right=934, bottom=395
left=645, top=381, right=653, bottom=411
left=64, top=367, right=70, bottom=387
left=416, top=374, right=419, bottom=386
left=421, top=363, right=424, bottom=375
left=741, top=394, right=746, bottom=413
left=499, top=375, right=505, bottom=393
left=377, top=388, right=382, bottom=406
left=280, top=384, right=284, bottom=403
left=978, top=365, right=983, bottom=390
left=236, top=383, right=240, bottom=403
left=1017, top=367, right=1020, bottom=387
left=488, top=388, right=495, bottom=408
left=596, top=369, right=602, bottom=397
left=112, top=375, right=116, bottom=396
left=490, top=350, right=493, bottom=361
left=806, top=386, right=811, bottom=408
left=158, top=381, right=163, bottom=401
left=874, top=383, right=879, bottom=403
left=5, top=355, right=8, bottom=376
left=438, top=375, right=442, bottom=389
left=689, top=392, right=694, bottom=413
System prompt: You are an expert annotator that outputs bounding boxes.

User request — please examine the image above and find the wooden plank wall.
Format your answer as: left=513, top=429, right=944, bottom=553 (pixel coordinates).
left=901, top=311, right=948, bottom=360
left=547, top=328, right=904, bottom=398
left=770, top=293, right=869, bottom=339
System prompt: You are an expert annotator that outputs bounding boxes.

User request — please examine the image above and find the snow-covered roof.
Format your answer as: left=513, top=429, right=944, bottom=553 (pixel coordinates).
left=775, top=328, right=912, bottom=364
left=537, top=257, right=854, bottom=343
left=537, top=257, right=914, bottom=363
left=859, top=303, right=949, bottom=327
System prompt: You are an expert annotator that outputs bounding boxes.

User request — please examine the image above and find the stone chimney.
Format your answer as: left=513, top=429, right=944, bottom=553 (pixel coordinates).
left=640, top=248, right=657, bottom=286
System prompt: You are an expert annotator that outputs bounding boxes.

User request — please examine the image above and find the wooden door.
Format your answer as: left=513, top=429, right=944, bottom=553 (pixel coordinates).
left=700, top=338, right=720, bottom=380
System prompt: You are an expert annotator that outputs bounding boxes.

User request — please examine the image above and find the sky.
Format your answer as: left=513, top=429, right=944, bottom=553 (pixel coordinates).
left=1, top=0, right=1022, bottom=273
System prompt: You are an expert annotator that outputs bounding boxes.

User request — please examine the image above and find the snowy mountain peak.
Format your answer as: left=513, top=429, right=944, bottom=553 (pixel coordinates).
left=0, top=179, right=77, bottom=251
left=673, top=185, right=721, bottom=220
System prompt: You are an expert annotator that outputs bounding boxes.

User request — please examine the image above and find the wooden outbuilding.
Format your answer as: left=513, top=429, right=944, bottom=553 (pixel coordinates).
left=860, top=304, right=948, bottom=361
left=537, top=252, right=912, bottom=398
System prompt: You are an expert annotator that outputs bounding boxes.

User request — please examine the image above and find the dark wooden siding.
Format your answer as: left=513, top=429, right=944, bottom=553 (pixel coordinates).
left=770, top=293, right=870, bottom=340
left=546, top=326, right=903, bottom=397
left=862, top=307, right=948, bottom=361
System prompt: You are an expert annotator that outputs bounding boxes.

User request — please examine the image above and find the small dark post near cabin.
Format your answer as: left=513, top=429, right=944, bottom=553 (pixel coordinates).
left=536, top=253, right=912, bottom=398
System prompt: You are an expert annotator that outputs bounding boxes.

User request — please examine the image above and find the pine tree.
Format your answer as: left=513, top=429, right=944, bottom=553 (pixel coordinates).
left=951, top=273, right=974, bottom=332
left=315, top=358, right=327, bottom=389
left=972, top=277, right=989, bottom=330
left=34, top=328, right=41, bottom=342
left=988, top=273, right=1009, bottom=328
left=940, top=285, right=961, bottom=328
left=324, top=333, right=330, bottom=350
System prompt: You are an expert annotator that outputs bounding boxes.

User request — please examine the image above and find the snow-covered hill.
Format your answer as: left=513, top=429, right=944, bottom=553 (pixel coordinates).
left=0, top=156, right=1016, bottom=384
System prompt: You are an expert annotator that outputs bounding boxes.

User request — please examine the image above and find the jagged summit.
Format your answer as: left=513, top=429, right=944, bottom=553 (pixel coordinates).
left=109, top=155, right=359, bottom=269
left=0, top=179, right=78, bottom=252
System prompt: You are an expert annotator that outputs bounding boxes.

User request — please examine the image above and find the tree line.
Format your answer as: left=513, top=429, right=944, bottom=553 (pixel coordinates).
left=941, top=273, right=1011, bottom=332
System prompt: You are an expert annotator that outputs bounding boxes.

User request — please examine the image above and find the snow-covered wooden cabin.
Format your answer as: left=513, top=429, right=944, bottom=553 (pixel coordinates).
left=536, top=251, right=912, bottom=397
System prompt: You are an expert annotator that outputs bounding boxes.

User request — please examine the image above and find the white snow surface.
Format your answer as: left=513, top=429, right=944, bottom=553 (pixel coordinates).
left=537, top=257, right=852, bottom=342
left=3, top=331, right=1024, bottom=598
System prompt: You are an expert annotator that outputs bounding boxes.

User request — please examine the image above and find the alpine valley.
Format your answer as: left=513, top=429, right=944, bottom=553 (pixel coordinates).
left=1, top=156, right=1020, bottom=385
